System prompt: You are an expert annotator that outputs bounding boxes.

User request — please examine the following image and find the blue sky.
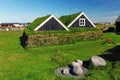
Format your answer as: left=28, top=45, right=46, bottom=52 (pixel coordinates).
left=0, top=0, right=120, bottom=23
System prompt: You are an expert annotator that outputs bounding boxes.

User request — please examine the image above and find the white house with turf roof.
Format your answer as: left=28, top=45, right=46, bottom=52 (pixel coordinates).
left=59, top=12, right=96, bottom=28
left=28, top=12, right=96, bottom=31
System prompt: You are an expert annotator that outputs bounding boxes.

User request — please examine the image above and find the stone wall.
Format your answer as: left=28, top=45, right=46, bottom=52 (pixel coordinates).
left=22, top=30, right=103, bottom=48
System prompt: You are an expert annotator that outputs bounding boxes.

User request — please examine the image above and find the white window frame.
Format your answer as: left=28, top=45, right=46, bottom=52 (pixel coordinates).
left=79, top=18, right=86, bottom=26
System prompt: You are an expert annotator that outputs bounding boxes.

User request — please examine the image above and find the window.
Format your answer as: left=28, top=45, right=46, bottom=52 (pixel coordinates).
left=79, top=18, right=86, bottom=26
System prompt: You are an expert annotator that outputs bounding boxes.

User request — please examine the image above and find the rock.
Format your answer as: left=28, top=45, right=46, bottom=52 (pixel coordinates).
left=76, top=60, right=83, bottom=66
left=55, top=60, right=88, bottom=77
left=62, top=68, right=70, bottom=75
left=55, top=64, right=88, bottom=78
left=70, top=62, right=83, bottom=76
left=73, top=66, right=83, bottom=76
left=71, top=62, right=79, bottom=67
left=70, top=60, right=83, bottom=67
left=91, top=56, right=106, bottom=66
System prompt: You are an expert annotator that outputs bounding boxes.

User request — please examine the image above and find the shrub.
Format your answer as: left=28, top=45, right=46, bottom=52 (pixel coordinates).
left=21, top=28, right=103, bottom=48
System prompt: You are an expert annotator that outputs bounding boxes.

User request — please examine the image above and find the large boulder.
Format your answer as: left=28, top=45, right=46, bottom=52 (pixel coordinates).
left=73, top=65, right=83, bottom=76
left=55, top=60, right=88, bottom=78
left=71, top=62, right=79, bottom=67
left=91, top=56, right=106, bottom=66
left=70, top=62, right=83, bottom=76
left=70, top=60, right=83, bottom=67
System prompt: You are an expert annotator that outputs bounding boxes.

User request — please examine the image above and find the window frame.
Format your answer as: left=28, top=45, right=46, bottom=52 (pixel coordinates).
left=79, top=18, right=86, bottom=26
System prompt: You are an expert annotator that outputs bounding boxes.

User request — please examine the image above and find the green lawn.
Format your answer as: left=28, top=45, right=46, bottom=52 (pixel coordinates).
left=0, top=31, right=120, bottom=80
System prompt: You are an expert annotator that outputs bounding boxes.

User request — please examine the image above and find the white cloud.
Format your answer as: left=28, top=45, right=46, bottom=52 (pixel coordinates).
left=92, top=16, right=118, bottom=23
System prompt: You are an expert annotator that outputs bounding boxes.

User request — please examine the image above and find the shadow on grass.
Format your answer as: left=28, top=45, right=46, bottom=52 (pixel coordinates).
left=20, top=32, right=28, bottom=48
left=99, top=45, right=120, bottom=62
left=82, top=45, right=120, bottom=69
left=103, top=27, right=115, bottom=33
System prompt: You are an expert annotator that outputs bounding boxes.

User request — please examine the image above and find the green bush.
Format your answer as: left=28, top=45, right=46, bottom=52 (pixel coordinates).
left=22, top=28, right=103, bottom=48
left=25, top=31, right=103, bottom=47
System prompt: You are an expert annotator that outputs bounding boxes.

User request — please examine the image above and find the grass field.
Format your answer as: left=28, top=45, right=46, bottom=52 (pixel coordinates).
left=0, top=31, right=120, bottom=80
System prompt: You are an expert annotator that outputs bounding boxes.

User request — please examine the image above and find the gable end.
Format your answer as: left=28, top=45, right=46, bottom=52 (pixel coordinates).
left=68, top=12, right=96, bottom=28
left=34, top=15, right=69, bottom=31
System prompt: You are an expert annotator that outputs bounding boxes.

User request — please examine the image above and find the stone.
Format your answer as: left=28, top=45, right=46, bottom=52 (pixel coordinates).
left=70, top=60, right=83, bottom=67
left=91, top=56, right=106, bottom=66
left=70, top=62, right=83, bottom=76
left=62, top=68, right=70, bottom=75
left=73, top=65, right=83, bottom=76
left=76, top=60, right=83, bottom=66
left=71, top=62, right=79, bottom=67
left=55, top=66, right=87, bottom=78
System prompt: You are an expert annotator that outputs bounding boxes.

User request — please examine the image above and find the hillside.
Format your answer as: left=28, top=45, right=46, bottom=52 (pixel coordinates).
left=0, top=31, right=120, bottom=80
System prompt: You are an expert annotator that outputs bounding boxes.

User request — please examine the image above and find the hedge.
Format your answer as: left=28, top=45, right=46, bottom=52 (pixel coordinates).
left=21, top=28, right=103, bottom=48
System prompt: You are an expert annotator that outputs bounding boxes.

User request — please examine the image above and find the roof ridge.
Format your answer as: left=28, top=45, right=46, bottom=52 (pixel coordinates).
left=59, top=12, right=82, bottom=26
left=27, top=15, right=51, bottom=31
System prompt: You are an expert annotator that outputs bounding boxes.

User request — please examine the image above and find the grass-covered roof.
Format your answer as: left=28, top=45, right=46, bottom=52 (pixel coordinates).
left=116, top=16, right=120, bottom=22
left=59, top=12, right=82, bottom=26
left=27, top=15, right=51, bottom=31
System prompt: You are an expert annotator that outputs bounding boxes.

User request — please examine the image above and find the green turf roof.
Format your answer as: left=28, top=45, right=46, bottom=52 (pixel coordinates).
left=116, top=16, right=120, bottom=22
left=59, top=12, right=82, bottom=26
left=27, top=15, right=51, bottom=31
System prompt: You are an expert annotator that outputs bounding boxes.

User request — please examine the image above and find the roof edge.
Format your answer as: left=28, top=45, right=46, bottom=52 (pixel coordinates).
left=68, top=12, right=96, bottom=28
left=34, top=15, right=69, bottom=31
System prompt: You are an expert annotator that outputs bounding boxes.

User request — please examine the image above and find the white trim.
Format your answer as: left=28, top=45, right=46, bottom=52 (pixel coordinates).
left=79, top=18, right=86, bottom=26
left=68, top=12, right=96, bottom=28
left=34, top=15, right=69, bottom=31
